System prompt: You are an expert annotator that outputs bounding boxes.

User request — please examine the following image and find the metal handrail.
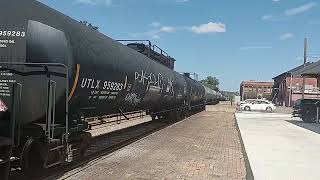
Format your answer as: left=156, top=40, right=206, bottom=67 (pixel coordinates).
left=117, top=40, right=175, bottom=69
left=0, top=62, right=69, bottom=144
left=117, top=40, right=152, bottom=57
left=13, top=83, right=22, bottom=147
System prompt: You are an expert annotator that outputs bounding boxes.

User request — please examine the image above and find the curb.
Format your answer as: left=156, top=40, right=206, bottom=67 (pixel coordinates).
left=234, top=113, right=254, bottom=180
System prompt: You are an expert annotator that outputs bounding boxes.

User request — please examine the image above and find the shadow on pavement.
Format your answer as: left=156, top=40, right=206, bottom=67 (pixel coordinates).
left=274, top=106, right=293, bottom=114
left=286, top=120, right=320, bottom=135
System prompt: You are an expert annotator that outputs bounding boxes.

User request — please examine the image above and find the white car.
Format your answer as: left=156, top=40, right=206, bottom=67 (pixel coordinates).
left=240, top=100, right=276, bottom=112
left=238, top=99, right=257, bottom=106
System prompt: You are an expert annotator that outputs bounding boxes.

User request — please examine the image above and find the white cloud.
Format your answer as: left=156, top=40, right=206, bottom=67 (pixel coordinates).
left=262, top=14, right=273, bottom=20
left=75, top=0, right=113, bottom=7
left=150, top=22, right=161, bottom=28
left=280, top=33, right=294, bottom=40
left=159, top=26, right=176, bottom=33
left=131, top=21, right=226, bottom=39
left=131, top=24, right=177, bottom=39
left=285, top=2, right=317, bottom=16
left=261, top=14, right=288, bottom=22
left=176, top=0, right=190, bottom=3
left=190, top=22, right=226, bottom=34
left=240, top=46, right=273, bottom=50
left=75, top=0, right=96, bottom=5
left=262, top=2, right=317, bottom=22
left=104, top=0, right=112, bottom=6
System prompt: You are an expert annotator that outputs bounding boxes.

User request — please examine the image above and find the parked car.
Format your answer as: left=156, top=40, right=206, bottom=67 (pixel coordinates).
left=292, top=99, right=320, bottom=117
left=240, top=99, right=276, bottom=112
left=292, top=98, right=320, bottom=122
left=238, top=99, right=257, bottom=106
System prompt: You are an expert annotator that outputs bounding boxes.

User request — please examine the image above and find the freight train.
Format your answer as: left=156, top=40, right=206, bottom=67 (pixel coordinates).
left=0, top=0, right=220, bottom=179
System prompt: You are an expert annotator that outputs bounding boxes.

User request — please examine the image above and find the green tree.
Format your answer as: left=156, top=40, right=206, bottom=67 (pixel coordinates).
left=201, top=76, right=219, bottom=91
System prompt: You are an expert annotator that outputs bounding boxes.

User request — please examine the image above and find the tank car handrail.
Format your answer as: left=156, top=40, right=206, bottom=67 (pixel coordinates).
left=117, top=40, right=152, bottom=57
left=0, top=62, right=70, bottom=144
left=117, top=39, right=152, bottom=48
left=117, top=40, right=175, bottom=69
left=0, top=62, right=68, bottom=68
left=152, top=44, right=169, bottom=58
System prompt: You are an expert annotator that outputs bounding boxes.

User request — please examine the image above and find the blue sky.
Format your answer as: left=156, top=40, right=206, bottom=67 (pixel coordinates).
left=38, top=0, right=320, bottom=91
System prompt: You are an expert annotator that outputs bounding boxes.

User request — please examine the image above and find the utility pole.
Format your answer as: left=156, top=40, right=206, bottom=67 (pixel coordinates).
left=289, top=72, right=293, bottom=107
left=302, top=37, right=308, bottom=99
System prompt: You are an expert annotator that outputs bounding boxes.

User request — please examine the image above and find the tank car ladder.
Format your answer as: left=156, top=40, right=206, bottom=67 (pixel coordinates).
left=43, top=80, right=65, bottom=168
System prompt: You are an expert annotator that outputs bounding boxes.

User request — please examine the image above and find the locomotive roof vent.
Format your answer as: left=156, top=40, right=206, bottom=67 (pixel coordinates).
left=118, top=40, right=175, bottom=70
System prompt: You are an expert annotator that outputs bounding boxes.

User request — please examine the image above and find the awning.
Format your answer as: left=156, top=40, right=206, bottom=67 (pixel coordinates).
left=291, top=60, right=320, bottom=78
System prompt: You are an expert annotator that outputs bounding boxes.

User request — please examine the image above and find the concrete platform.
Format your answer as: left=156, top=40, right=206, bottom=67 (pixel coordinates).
left=236, top=112, right=320, bottom=180
left=59, top=105, right=247, bottom=180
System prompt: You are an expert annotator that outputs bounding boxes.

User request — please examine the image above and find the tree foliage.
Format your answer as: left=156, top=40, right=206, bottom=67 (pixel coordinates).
left=201, top=76, right=219, bottom=91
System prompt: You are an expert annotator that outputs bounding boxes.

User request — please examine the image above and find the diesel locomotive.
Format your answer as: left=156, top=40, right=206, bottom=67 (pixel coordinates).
left=0, top=0, right=220, bottom=179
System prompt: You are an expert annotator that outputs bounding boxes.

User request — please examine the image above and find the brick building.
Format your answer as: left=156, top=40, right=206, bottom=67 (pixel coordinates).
left=272, top=61, right=320, bottom=107
left=240, top=81, right=273, bottom=101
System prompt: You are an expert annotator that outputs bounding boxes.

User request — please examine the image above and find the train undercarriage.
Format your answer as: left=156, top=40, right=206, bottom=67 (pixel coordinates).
left=0, top=107, right=204, bottom=180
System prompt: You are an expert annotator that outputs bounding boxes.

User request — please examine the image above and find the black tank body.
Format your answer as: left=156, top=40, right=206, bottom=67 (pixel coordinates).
left=0, top=0, right=192, bottom=124
left=185, top=77, right=206, bottom=106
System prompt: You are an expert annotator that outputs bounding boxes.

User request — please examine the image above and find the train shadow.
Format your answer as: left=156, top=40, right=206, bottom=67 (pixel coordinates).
left=286, top=119, right=320, bottom=135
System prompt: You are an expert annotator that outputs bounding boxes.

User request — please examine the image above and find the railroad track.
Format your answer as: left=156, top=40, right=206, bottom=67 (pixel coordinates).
left=9, top=117, right=180, bottom=180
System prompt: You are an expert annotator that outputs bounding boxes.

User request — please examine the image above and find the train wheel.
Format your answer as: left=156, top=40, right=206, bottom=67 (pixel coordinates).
left=168, top=111, right=178, bottom=121
left=22, top=138, right=46, bottom=178
left=180, top=109, right=186, bottom=119
left=79, top=132, right=92, bottom=157
left=184, top=107, right=191, bottom=117
left=0, top=146, right=11, bottom=180
left=178, top=111, right=183, bottom=120
left=176, top=111, right=182, bottom=121
left=151, top=114, right=157, bottom=121
left=0, top=161, right=9, bottom=180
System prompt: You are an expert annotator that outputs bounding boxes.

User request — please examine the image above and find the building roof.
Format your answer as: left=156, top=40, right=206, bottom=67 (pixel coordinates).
left=272, top=62, right=313, bottom=80
left=291, top=59, right=320, bottom=77
left=241, top=81, right=273, bottom=87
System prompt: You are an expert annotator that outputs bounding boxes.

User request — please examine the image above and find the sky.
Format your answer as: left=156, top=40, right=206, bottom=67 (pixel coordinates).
left=38, top=0, right=320, bottom=91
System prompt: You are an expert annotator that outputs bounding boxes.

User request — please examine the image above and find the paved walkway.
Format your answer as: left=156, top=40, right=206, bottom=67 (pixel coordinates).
left=236, top=112, right=320, bottom=180
left=59, top=104, right=247, bottom=180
